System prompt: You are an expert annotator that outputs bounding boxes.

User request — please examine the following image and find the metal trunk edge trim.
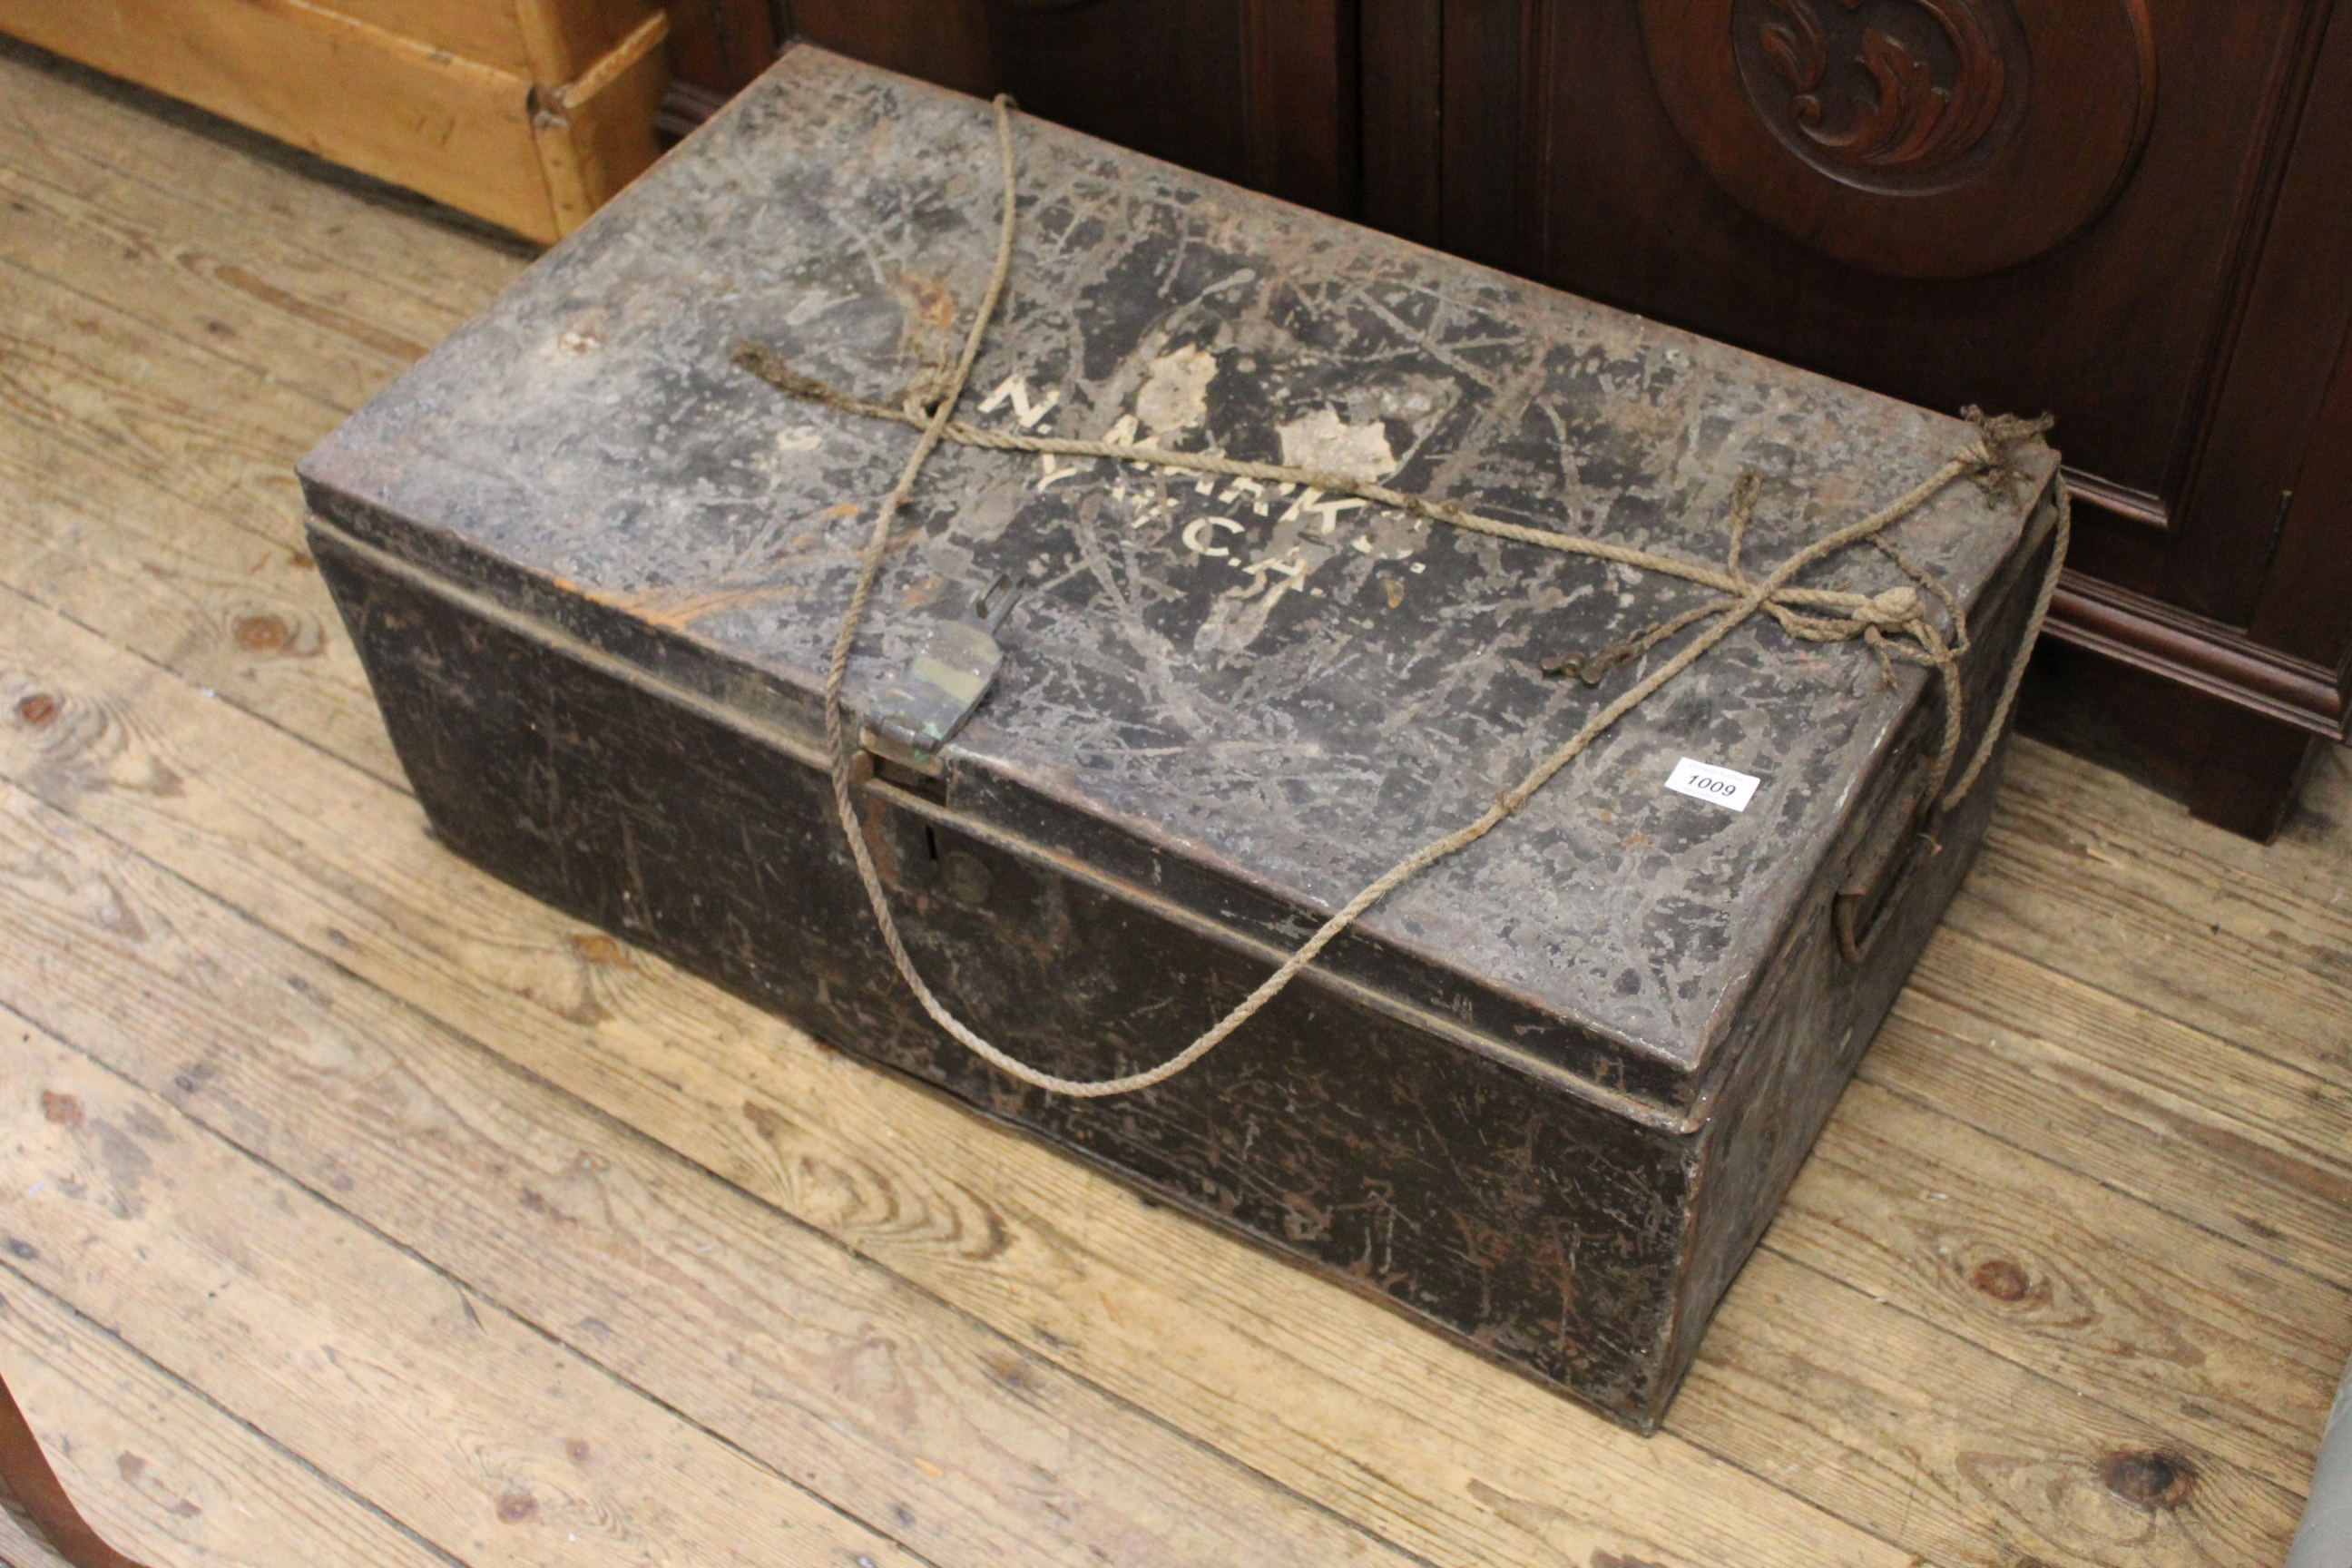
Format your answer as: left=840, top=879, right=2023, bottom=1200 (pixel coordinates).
left=307, top=511, right=1723, bottom=1136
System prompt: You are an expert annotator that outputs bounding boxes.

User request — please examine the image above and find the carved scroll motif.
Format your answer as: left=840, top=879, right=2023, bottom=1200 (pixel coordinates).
left=1647, top=0, right=2151, bottom=275
left=1752, top=0, right=2016, bottom=178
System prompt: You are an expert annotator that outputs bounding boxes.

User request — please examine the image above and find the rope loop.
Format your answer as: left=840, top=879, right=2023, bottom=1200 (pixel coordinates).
left=741, top=96, right=2071, bottom=1097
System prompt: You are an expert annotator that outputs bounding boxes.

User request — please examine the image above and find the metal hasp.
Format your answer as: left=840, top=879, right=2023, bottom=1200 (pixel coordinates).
left=860, top=573, right=1019, bottom=777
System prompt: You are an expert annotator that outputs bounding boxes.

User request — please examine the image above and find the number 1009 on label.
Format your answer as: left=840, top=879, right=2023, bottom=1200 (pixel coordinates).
left=1665, top=757, right=1762, bottom=813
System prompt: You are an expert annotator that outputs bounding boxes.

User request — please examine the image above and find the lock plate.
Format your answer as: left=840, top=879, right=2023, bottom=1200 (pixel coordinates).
left=860, top=573, right=1019, bottom=777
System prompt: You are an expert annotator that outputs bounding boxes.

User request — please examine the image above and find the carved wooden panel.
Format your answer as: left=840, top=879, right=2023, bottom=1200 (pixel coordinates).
left=1739, top=0, right=2026, bottom=184
left=1640, top=0, right=2155, bottom=277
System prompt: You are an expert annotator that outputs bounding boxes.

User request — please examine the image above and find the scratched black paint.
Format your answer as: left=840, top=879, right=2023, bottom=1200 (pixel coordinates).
left=300, top=50, right=2056, bottom=1428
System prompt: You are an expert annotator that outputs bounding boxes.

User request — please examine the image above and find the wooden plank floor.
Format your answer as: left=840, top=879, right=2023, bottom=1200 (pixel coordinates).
left=3, top=35, right=2347, bottom=1568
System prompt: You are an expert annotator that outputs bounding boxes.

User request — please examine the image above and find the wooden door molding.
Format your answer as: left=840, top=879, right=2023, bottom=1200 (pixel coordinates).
left=2163, top=0, right=2352, bottom=626
left=2035, top=0, right=2352, bottom=797
left=2043, top=570, right=2350, bottom=738
left=1240, top=0, right=1358, bottom=214
left=660, top=0, right=779, bottom=100
left=1638, top=0, right=2156, bottom=278
left=1360, top=0, right=1444, bottom=240
left=769, top=0, right=1356, bottom=216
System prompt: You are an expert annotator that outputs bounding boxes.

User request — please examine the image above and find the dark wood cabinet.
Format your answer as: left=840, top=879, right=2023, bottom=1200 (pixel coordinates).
left=666, top=0, right=2352, bottom=838
left=1392, top=0, right=2352, bottom=837
left=668, top=1, right=1357, bottom=214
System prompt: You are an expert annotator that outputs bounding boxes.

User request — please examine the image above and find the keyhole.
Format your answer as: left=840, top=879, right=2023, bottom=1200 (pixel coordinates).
left=939, top=849, right=993, bottom=907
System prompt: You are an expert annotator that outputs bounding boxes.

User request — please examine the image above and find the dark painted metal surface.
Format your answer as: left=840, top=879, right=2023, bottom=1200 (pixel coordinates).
left=299, top=48, right=2057, bottom=1426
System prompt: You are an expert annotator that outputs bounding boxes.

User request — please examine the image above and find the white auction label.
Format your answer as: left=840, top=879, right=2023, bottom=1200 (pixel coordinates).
left=1664, top=757, right=1761, bottom=812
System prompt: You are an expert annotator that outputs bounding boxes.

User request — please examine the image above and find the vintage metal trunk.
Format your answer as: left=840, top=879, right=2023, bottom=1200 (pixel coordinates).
left=298, top=47, right=2058, bottom=1431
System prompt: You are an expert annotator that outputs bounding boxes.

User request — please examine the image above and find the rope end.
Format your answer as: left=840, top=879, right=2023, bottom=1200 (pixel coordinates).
left=1959, top=406, right=2057, bottom=500
left=1865, top=585, right=1919, bottom=623
left=731, top=339, right=847, bottom=407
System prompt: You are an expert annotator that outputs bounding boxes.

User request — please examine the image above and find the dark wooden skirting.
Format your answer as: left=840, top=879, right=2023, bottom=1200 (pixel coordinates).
left=2043, top=568, right=2350, bottom=739
left=2061, top=468, right=2169, bottom=533
left=657, top=78, right=731, bottom=139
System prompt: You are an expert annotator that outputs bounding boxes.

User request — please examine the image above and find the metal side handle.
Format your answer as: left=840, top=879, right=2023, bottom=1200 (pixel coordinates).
left=1832, top=759, right=1935, bottom=965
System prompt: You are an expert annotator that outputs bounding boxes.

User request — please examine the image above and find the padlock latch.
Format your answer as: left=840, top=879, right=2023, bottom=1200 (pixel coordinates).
left=859, top=573, right=1019, bottom=778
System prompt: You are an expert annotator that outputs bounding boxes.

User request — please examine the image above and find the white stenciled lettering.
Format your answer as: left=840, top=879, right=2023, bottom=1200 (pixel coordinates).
left=978, top=374, right=1060, bottom=429
left=1305, top=496, right=1367, bottom=534
left=1181, top=516, right=1244, bottom=558
left=1278, top=486, right=1368, bottom=534
left=1237, top=550, right=1307, bottom=596
left=1219, top=477, right=1270, bottom=514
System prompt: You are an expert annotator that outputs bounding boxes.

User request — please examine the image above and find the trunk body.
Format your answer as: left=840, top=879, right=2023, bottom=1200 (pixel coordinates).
left=300, top=48, right=2057, bottom=1430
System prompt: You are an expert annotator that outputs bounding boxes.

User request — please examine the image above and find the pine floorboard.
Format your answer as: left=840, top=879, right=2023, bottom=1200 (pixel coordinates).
left=2, top=34, right=2346, bottom=1568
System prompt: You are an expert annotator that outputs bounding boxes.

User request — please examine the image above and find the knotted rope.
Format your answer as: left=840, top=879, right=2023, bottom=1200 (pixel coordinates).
left=737, top=94, right=2071, bottom=1097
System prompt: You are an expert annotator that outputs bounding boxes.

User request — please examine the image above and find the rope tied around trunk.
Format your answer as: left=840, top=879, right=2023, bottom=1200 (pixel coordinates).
left=733, top=94, right=2072, bottom=1098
